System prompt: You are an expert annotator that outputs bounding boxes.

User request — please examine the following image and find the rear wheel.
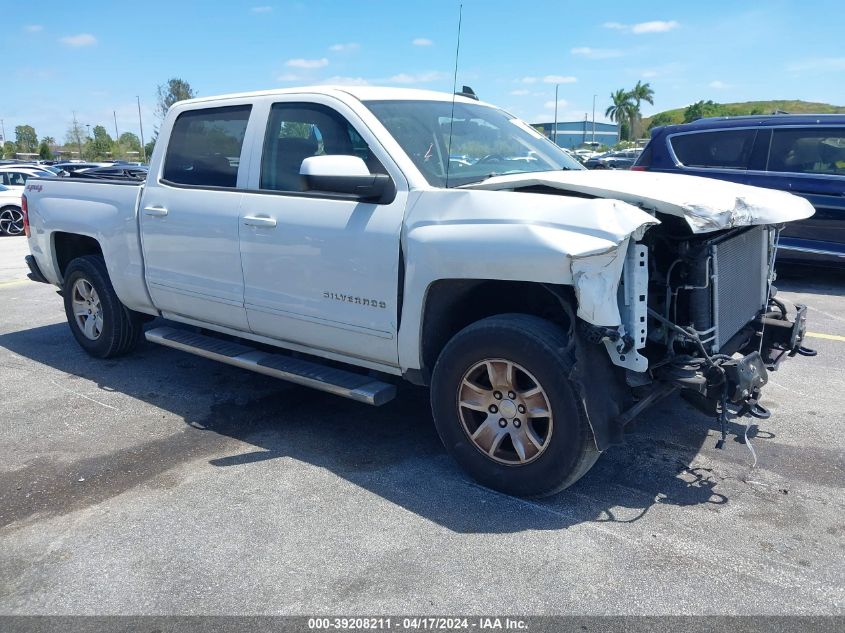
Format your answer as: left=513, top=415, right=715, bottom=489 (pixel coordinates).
left=0, top=206, right=23, bottom=236
left=62, top=255, right=144, bottom=358
left=430, top=314, right=600, bottom=497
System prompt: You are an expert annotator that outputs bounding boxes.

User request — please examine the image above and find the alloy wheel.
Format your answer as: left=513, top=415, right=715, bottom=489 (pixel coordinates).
left=0, top=208, right=23, bottom=236
left=457, top=358, right=554, bottom=465
left=71, top=279, right=104, bottom=340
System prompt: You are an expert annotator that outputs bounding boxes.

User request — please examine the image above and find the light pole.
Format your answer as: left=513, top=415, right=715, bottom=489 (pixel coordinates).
left=137, top=96, right=146, bottom=163
left=552, top=83, right=559, bottom=146
left=592, top=94, right=596, bottom=144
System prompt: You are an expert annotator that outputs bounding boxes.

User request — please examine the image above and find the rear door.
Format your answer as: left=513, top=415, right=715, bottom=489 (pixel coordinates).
left=752, top=126, right=845, bottom=261
left=140, top=103, right=254, bottom=330
left=237, top=95, right=408, bottom=367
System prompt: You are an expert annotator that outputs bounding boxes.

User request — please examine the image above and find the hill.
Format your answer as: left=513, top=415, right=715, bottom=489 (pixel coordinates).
left=643, top=100, right=845, bottom=129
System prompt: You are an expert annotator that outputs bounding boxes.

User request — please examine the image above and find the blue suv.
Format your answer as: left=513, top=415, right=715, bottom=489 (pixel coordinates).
left=634, top=114, right=845, bottom=265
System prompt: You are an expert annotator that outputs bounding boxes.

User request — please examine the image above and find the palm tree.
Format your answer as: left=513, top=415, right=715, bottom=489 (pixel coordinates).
left=629, top=80, right=655, bottom=139
left=606, top=89, right=635, bottom=142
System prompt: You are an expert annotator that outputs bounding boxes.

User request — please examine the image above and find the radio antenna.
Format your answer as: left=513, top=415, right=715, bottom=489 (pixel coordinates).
left=445, top=3, right=463, bottom=189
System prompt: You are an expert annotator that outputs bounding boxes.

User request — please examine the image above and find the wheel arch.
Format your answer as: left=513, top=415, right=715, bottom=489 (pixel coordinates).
left=52, top=231, right=103, bottom=280
left=412, top=279, right=576, bottom=385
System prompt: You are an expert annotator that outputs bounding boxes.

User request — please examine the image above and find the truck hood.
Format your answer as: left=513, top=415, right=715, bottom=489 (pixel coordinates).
left=461, top=169, right=815, bottom=233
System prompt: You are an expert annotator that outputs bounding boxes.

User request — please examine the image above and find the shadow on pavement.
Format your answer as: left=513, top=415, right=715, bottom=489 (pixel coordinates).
left=1, top=320, right=743, bottom=534
left=776, top=265, right=845, bottom=296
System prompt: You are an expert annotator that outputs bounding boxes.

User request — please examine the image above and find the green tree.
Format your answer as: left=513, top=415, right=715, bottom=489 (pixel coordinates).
left=2, top=141, right=15, bottom=159
left=648, top=111, right=675, bottom=130
left=629, top=80, right=655, bottom=139
left=15, top=125, right=38, bottom=154
left=683, top=100, right=722, bottom=123
left=144, top=139, right=156, bottom=162
left=118, top=132, right=141, bottom=151
left=38, top=141, right=53, bottom=160
left=90, top=125, right=114, bottom=159
left=606, top=89, right=635, bottom=142
left=156, top=78, right=196, bottom=126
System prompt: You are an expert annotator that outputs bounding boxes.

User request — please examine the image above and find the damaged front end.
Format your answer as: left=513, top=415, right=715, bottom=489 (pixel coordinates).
left=594, top=221, right=814, bottom=448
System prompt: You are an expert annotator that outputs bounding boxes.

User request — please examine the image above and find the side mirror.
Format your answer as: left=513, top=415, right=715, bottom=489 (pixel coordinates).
left=300, top=155, right=392, bottom=202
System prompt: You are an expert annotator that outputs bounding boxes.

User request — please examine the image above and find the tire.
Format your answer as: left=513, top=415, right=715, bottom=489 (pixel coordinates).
left=431, top=314, right=600, bottom=497
left=0, top=206, right=24, bottom=236
left=62, top=255, right=144, bottom=358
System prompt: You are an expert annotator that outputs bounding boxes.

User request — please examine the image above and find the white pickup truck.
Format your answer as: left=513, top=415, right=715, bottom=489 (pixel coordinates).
left=23, top=86, right=815, bottom=496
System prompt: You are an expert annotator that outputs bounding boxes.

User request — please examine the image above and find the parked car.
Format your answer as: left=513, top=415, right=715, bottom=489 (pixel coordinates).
left=23, top=86, right=814, bottom=497
left=584, top=151, right=637, bottom=170
left=0, top=184, right=23, bottom=235
left=0, top=165, right=54, bottom=192
left=74, top=165, right=149, bottom=180
left=52, top=162, right=109, bottom=174
left=634, top=114, right=845, bottom=265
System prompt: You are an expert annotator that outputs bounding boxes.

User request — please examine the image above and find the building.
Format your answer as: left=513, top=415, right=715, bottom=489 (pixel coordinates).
left=532, top=119, right=619, bottom=149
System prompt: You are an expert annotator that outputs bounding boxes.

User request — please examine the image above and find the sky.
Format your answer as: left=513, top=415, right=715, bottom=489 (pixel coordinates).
left=2, top=0, right=844, bottom=146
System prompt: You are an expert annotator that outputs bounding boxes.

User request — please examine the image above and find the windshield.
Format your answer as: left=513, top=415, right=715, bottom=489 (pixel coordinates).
left=364, top=99, right=584, bottom=187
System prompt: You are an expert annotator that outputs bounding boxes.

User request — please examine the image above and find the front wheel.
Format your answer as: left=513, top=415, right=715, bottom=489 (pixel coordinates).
left=430, top=314, right=600, bottom=497
left=62, top=255, right=144, bottom=358
left=0, top=206, right=24, bottom=236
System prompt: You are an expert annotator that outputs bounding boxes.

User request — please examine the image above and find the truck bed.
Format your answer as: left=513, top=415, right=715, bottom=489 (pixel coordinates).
left=24, top=177, right=155, bottom=314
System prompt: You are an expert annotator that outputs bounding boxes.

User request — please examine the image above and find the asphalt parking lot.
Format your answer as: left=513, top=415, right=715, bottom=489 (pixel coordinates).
left=0, top=234, right=843, bottom=615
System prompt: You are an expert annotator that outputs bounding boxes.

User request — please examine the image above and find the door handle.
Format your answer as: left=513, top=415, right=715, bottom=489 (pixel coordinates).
left=243, top=215, right=277, bottom=228
left=143, top=206, right=168, bottom=217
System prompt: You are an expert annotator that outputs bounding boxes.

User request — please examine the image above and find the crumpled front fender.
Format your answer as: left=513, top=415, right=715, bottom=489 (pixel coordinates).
left=397, top=189, right=658, bottom=371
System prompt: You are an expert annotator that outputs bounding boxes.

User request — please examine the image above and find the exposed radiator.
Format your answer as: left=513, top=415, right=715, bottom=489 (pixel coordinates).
left=688, top=227, right=770, bottom=352
left=712, top=227, right=769, bottom=350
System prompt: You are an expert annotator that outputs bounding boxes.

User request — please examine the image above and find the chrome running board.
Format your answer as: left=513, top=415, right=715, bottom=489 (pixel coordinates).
left=145, top=326, right=396, bottom=406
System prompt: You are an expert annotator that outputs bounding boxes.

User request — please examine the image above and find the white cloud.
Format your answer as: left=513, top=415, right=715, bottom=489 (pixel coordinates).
left=388, top=71, right=444, bottom=84
left=60, top=33, right=97, bottom=47
left=571, top=47, right=623, bottom=59
left=708, top=80, right=729, bottom=89
left=318, top=76, right=370, bottom=86
left=250, top=6, right=273, bottom=13
left=276, top=73, right=301, bottom=82
left=510, top=89, right=530, bottom=95
left=520, top=76, right=539, bottom=84
left=786, top=57, right=845, bottom=73
left=329, top=42, right=359, bottom=52
left=412, top=37, right=433, bottom=46
left=543, top=99, right=569, bottom=110
left=286, top=57, right=329, bottom=69
left=602, top=20, right=679, bottom=34
left=24, top=25, right=43, bottom=33
left=632, top=20, right=679, bottom=34
left=641, top=70, right=658, bottom=78
left=543, top=75, right=577, bottom=84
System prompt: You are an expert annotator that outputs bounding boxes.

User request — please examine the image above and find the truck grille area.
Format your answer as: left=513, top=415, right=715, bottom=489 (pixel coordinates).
left=688, top=227, right=769, bottom=352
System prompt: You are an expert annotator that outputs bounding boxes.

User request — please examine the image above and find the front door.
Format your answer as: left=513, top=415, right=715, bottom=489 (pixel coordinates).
left=140, top=104, right=253, bottom=330
left=238, top=98, right=407, bottom=366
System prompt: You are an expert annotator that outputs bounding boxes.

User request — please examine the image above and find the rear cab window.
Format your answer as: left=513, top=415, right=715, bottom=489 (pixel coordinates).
left=163, top=105, right=252, bottom=188
left=669, top=129, right=757, bottom=169
left=767, top=127, right=845, bottom=175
